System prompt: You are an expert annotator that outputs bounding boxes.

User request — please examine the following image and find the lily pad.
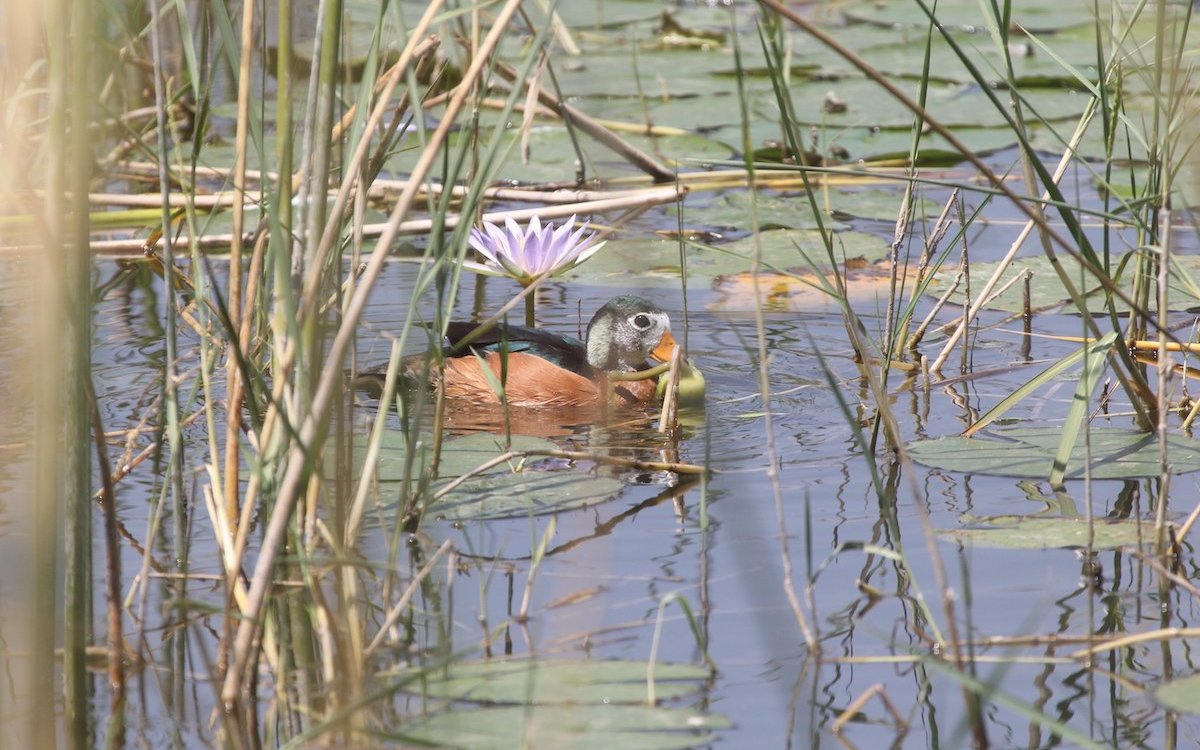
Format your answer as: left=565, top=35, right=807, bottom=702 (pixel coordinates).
left=940, top=514, right=1154, bottom=549
left=849, top=35, right=1100, bottom=87
left=909, top=427, right=1200, bottom=480
left=675, top=185, right=939, bottom=232
left=344, top=432, right=627, bottom=519
left=685, top=190, right=830, bottom=232
left=384, top=123, right=732, bottom=185
left=394, top=705, right=728, bottom=750
left=754, top=76, right=1088, bottom=131
left=828, top=188, right=941, bottom=223
left=721, top=228, right=890, bottom=263
left=924, top=254, right=1200, bottom=314
left=387, top=654, right=727, bottom=746
left=1153, top=674, right=1200, bottom=715
left=429, top=471, right=624, bottom=521
left=568, top=230, right=887, bottom=288
left=359, top=431, right=560, bottom=482
left=431, top=433, right=561, bottom=477
left=842, top=0, right=1100, bottom=35
left=394, top=658, right=712, bottom=704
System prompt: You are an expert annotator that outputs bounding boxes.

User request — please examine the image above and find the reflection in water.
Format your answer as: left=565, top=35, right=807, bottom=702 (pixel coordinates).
left=33, top=243, right=1200, bottom=748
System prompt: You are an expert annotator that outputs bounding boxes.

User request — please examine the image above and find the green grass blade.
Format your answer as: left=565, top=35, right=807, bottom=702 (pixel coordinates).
left=924, top=657, right=1111, bottom=750
left=964, top=333, right=1116, bottom=437
left=1049, top=331, right=1118, bottom=487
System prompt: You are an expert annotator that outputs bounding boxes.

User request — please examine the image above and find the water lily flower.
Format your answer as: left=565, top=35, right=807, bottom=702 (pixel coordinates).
left=464, top=214, right=605, bottom=286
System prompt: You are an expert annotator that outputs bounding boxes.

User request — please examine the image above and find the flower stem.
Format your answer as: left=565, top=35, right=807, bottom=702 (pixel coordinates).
left=524, top=288, right=536, bottom=327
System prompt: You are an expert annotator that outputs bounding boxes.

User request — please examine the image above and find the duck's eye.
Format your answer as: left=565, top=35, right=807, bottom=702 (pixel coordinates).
left=631, top=313, right=652, bottom=330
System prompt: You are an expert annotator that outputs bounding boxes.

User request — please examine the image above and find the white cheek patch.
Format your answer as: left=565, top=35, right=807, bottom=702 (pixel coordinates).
left=587, top=334, right=618, bottom=371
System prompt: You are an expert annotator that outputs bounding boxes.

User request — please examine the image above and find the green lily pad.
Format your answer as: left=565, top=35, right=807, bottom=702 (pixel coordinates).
left=720, top=228, right=890, bottom=264
left=909, top=427, right=1200, bottom=480
left=567, top=230, right=887, bottom=287
left=754, top=76, right=1088, bottom=131
left=384, top=123, right=731, bottom=185
left=685, top=190, right=830, bottom=231
left=1154, top=674, right=1200, bottom=715
left=924, top=253, right=1200, bottom=314
left=849, top=34, right=1100, bottom=87
left=353, top=431, right=560, bottom=482
left=701, top=184, right=931, bottom=226
left=344, top=432, right=627, bottom=519
left=394, top=704, right=728, bottom=750
left=386, top=653, right=727, bottom=746
left=738, top=110, right=1019, bottom=165
left=940, top=514, right=1155, bottom=549
left=429, top=471, right=624, bottom=521
left=553, top=1, right=663, bottom=30
left=842, top=0, right=1100, bottom=35
left=394, top=658, right=712, bottom=704
left=828, top=188, right=941, bottom=222
left=430, top=433, right=561, bottom=477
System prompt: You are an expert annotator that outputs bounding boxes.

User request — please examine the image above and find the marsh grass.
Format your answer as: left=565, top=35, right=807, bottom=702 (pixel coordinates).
left=9, top=0, right=1200, bottom=746
left=753, top=0, right=1198, bottom=744
left=27, top=0, right=719, bottom=745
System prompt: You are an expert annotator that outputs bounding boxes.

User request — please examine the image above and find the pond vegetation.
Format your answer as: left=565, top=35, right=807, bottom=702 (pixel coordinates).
left=3, top=0, right=1200, bottom=747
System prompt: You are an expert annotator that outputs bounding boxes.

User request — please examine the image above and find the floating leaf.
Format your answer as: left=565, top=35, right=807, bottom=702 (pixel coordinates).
left=842, top=0, right=1100, bottom=35
left=909, top=427, right=1200, bottom=480
left=429, top=471, right=624, bottom=521
left=344, top=432, right=628, bottom=519
left=925, top=254, right=1200, bottom=314
left=394, top=705, right=728, bottom=750
left=940, top=514, right=1154, bottom=549
left=827, top=188, right=941, bottom=222
left=720, top=229, right=890, bottom=264
left=394, top=658, right=712, bottom=704
left=352, top=430, right=560, bottom=482
left=385, top=124, right=732, bottom=185
left=568, top=230, right=886, bottom=288
left=431, top=433, right=561, bottom=478
left=707, top=233, right=894, bottom=312
left=391, top=659, right=726, bottom=749
left=682, top=191, right=832, bottom=232
left=753, top=76, right=1088, bottom=131
left=1154, top=674, right=1200, bottom=715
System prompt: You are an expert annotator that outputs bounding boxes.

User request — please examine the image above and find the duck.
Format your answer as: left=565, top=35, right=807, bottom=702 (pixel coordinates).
left=425, top=295, right=677, bottom=409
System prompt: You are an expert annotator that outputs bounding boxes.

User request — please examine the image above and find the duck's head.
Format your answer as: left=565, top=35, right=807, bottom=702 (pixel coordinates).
left=585, top=295, right=677, bottom=372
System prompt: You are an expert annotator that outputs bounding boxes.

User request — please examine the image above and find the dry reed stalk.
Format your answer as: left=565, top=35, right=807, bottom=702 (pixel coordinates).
left=85, top=377, right=125, bottom=719
left=363, top=539, right=454, bottom=657
left=89, top=185, right=685, bottom=255
left=221, top=0, right=521, bottom=704
left=223, top=0, right=256, bottom=528
left=906, top=192, right=961, bottom=351
left=300, top=35, right=442, bottom=318
left=831, top=683, right=907, bottom=736
left=493, top=61, right=677, bottom=182
left=657, top=344, right=683, bottom=434
left=928, top=109, right=1095, bottom=374
left=759, top=0, right=1178, bottom=441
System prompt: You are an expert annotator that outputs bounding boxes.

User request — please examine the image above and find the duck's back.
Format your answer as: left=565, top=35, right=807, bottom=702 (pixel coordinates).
left=439, top=324, right=662, bottom=408
left=443, top=322, right=591, bottom=376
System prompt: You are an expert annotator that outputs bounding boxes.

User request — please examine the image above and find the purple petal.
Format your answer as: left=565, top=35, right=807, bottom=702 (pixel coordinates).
left=548, top=221, right=575, bottom=262
left=531, top=219, right=559, bottom=275
left=500, top=216, right=526, bottom=271
left=564, top=221, right=593, bottom=258
left=468, top=224, right=501, bottom=265
left=572, top=237, right=604, bottom=266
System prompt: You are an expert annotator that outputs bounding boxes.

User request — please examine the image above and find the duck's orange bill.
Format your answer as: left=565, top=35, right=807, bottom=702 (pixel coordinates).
left=649, top=330, right=678, bottom=363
